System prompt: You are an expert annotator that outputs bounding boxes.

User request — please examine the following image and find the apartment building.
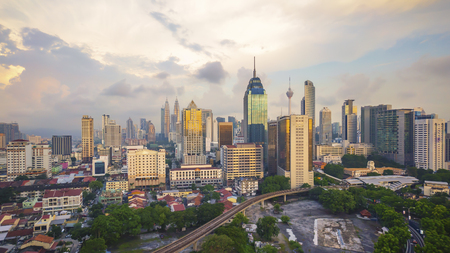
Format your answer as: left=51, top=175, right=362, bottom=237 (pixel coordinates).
left=170, top=164, right=222, bottom=189
left=42, top=189, right=82, bottom=214
left=127, top=148, right=166, bottom=190
left=221, top=143, right=263, bottom=186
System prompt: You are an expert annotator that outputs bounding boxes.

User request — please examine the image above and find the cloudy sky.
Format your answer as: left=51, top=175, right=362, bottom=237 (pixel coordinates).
left=0, top=0, right=449, bottom=137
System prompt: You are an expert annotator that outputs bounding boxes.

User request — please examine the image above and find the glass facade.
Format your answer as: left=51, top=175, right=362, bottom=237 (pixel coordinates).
left=277, top=117, right=290, bottom=171
left=94, top=161, right=105, bottom=175
left=182, top=101, right=206, bottom=164
left=219, top=122, right=233, bottom=147
left=268, top=121, right=277, bottom=176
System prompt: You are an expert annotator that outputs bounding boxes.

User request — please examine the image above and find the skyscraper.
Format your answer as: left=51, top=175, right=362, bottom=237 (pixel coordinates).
left=170, top=114, right=177, bottom=132
left=0, top=122, right=21, bottom=144
left=174, top=97, right=180, bottom=124
left=147, top=121, right=156, bottom=143
left=319, top=107, right=332, bottom=145
left=301, top=97, right=305, bottom=115
left=81, top=115, right=94, bottom=163
left=332, top=122, right=340, bottom=140
left=286, top=78, right=294, bottom=115
left=361, top=105, right=392, bottom=146
left=52, top=135, right=72, bottom=156
left=182, top=101, right=206, bottom=165
left=268, top=120, right=278, bottom=176
left=243, top=57, right=268, bottom=165
left=304, top=80, right=315, bottom=154
left=104, top=120, right=121, bottom=147
left=202, top=109, right=213, bottom=152
left=221, top=143, right=263, bottom=185
left=164, top=98, right=170, bottom=138
left=277, top=115, right=314, bottom=189
left=101, top=114, right=110, bottom=144
left=140, top=118, right=147, bottom=132
left=228, top=116, right=237, bottom=130
left=0, top=133, right=5, bottom=149
left=219, top=122, right=233, bottom=148
left=126, top=118, right=135, bottom=139
left=414, top=117, right=445, bottom=171
left=377, top=109, right=414, bottom=166
left=7, top=140, right=32, bottom=181
left=160, top=108, right=165, bottom=138
left=342, top=99, right=357, bottom=143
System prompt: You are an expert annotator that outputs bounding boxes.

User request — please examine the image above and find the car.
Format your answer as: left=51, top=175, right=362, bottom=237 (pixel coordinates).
left=66, top=234, right=71, bottom=238
left=412, top=240, right=418, bottom=244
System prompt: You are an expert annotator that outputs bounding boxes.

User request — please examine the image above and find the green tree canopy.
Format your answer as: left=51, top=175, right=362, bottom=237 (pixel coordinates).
left=374, top=234, right=400, bottom=253
left=201, top=234, right=234, bottom=253
left=256, top=216, right=280, bottom=241
left=212, top=191, right=221, bottom=201
left=230, top=212, right=249, bottom=227
left=323, top=164, right=345, bottom=179
left=0, top=187, right=15, bottom=205
left=261, top=175, right=290, bottom=194
left=319, top=189, right=356, bottom=214
left=14, top=175, right=29, bottom=181
left=47, top=225, right=62, bottom=239
left=341, top=154, right=368, bottom=168
left=281, top=215, right=290, bottom=223
left=215, top=226, right=252, bottom=252
left=80, top=238, right=107, bottom=253
left=89, top=181, right=103, bottom=191
left=197, top=203, right=225, bottom=225
left=383, top=169, right=394, bottom=175
left=91, top=215, right=121, bottom=244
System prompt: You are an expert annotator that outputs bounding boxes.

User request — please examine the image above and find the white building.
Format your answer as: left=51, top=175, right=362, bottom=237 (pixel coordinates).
left=319, top=107, right=332, bottom=145
left=414, top=118, right=446, bottom=171
left=32, top=144, right=51, bottom=178
left=6, top=140, right=32, bottom=181
left=234, top=177, right=258, bottom=196
left=323, top=155, right=342, bottom=164
left=170, top=164, right=222, bottom=189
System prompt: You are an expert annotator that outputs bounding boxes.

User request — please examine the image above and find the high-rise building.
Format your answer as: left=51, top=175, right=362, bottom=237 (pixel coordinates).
left=304, top=80, right=315, bottom=120
left=6, top=140, right=32, bottom=181
left=27, top=135, right=41, bottom=144
left=52, top=135, right=72, bottom=156
left=147, top=121, right=156, bottom=143
left=243, top=57, right=268, bottom=165
left=286, top=78, right=294, bottom=115
left=221, top=143, right=263, bottom=185
left=268, top=120, right=278, bottom=176
left=202, top=109, right=213, bottom=152
left=0, top=133, right=5, bottom=149
left=32, top=144, right=51, bottom=178
left=377, top=109, right=414, bottom=166
left=160, top=108, right=165, bottom=138
left=216, top=117, right=225, bottom=123
left=301, top=97, right=305, bottom=115
left=81, top=115, right=94, bottom=163
left=140, top=118, right=147, bottom=132
left=174, top=97, right=180, bottom=124
left=164, top=98, right=170, bottom=138
left=104, top=120, right=121, bottom=147
left=182, top=101, right=206, bottom=165
left=342, top=100, right=358, bottom=143
left=127, top=148, right=166, bottom=190
left=319, top=107, right=332, bottom=145
left=219, top=122, right=233, bottom=148
left=277, top=115, right=314, bottom=189
left=228, top=116, right=237, bottom=130
left=102, top=114, right=110, bottom=144
left=0, top=123, right=21, bottom=144
left=332, top=122, right=340, bottom=140
left=170, top=114, right=177, bottom=132
left=446, top=121, right=450, bottom=162
left=361, top=105, right=392, bottom=146
left=126, top=118, right=135, bottom=139
left=414, top=118, right=445, bottom=171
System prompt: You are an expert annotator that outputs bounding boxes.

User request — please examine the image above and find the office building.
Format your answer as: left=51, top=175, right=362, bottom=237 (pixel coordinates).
left=160, top=107, right=165, bottom=139
left=316, top=144, right=344, bottom=161
left=139, top=118, right=147, bottom=132
left=228, top=116, right=237, bottom=130
left=377, top=109, right=414, bottom=166
left=0, top=133, right=5, bottom=149
left=127, top=148, right=166, bottom=189
left=51, top=135, right=72, bottom=156
left=126, top=118, right=135, bottom=139
left=319, top=107, right=332, bottom=145
left=147, top=121, right=156, bottom=143
left=81, top=115, right=94, bottom=163
left=164, top=98, right=170, bottom=138
left=6, top=140, right=32, bottom=181
left=423, top=181, right=449, bottom=196
left=332, top=122, right=340, bottom=139
left=101, top=114, right=110, bottom=144
left=446, top=121, right=450, bottom=162
left=243, top=58, right=268, bottom=164
left=277, top=115, right=314, bottom=189
left=170, top=164, right=222, bottom=189
left=104, top=120, right=121, bottom=147
left=414, top=118, right=445, bottom=171
left=182, top=101, right=206, bottom=165
left=216, top=117, right=225, bottom=123
left=219, top=122, right=233, bottom=148
left=268, top=120, right=278, bottom=176
left=92, top=157, right=107, bottom=176
left=304, top=79, right=315, bottom=134
left=27, top=135, right=41, bottom=144
left=0, top=123, right=21, bottom=144
left=235, top=177, right=258, bottom=196
left=170, top=114, right=177, bottom=132
left=174, top=97, right=180, bottom=123
left=346, top=143, right=376, bottom=158
left=361, top=105, right=392, bottom=146
left=342, top=100, right=357, bottom=143
left=202, top=109, right=213, bottom=152
left=221, top=143, right=263, bottom=185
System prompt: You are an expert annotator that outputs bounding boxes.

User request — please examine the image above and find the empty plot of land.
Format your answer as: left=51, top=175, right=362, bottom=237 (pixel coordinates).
left=314, top=218, right=364, bottom=252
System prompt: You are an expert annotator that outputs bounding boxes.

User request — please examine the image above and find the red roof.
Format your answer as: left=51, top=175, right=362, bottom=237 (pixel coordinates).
left=34, top=202, right=42, bottom=208
left=42, top=215, right=50, bottom=219
left=19, top=219, right=28, bottom=225
left=43, top=189, right=82, bottom=198
left=48, top=179, right=58, bottom=184
left=222, top=200, right=233, bottom=213
left=6, top=228, right=33, bottom=238
left=34, top=234, right=54, bottom=243
left=360, top=210, right=371, bottom=217
left=83, top=177, right=96, bottom=182
left=172, top=204, right=185, bottom=212
left=1, top=218, right=18, bottom=225
left=21, top=180, right=30, bottom=186
left=0, top=247, right=8, bottom=253
left=158, top=195, right=175, bottom=202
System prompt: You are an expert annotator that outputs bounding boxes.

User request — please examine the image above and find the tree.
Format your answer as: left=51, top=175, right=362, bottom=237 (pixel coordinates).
left=383, top=169, right=394, bottom=175
left=80, top=238, right=107, bottom=253
left=406, top=167, right=418, bottom=178
left=47, top=225, right=62, bottom=238
left=256, top=216, right=280, bottom=241
left=374, top=234, right=399, bottom=253
left=77, top=207, right=82, bottom=213
left=323, top=164, right=345, bottom=179
left=215, top=226, right=253, bottom=252
left=89, top=203, right=104, bottom=218
left=288, top=240, right=304, bottom=253
left=341, top=154, right=368, bottom=168
left=319, top=189, right=356, bottom=214
left=169, top=210, right=186, bottom=230
left=261, top=175, right=290, bottom=194
left=70, top=223, right=91, bottom=242
left=109, top=204, right=141, bottom=236
left=191, top=183, right=197, bottom=190
left=366, top=172, right=381, bottom=176
left=184, top=207, right=197, bottom=228
left=212, top=191, right=221, bottom=201
left=388, top=226, right=410, bottom=247
left=201, top=184, right=215, bottom=193
left=197, top=203, right=225, bottom=225
left=14, top=175, right=29, bottom=181
left=230, top=212, right=249, bottom=227
left=308, top=187, right=324, bottom=200
left=83, top=191, right=96, bottom=205
left=273, top=203, right=281, bottom=213
left=237, top=196, right=246, bottom=203
left=301, top=183, right=311, bottom=188
left=36, top=174, right=47, bottom=179
left=91, top=215, right=121, bottom=244
left=281, top=215, right=290, bottom=223
left=201, top=234, right=234, bottom=253
left=0, top=187, right=15, bottom=204
left=89, top=181, right=103, bottom=191
left=257, top=244, right=278, bottom=253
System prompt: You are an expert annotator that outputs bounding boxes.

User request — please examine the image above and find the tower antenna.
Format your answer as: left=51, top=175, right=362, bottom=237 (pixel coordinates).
left=253, top=56, right=256, bottom=78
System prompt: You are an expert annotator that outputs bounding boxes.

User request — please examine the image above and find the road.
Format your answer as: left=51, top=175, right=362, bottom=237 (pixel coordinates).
left=408, top=224, right=424, bottom=250
left=152, top=185, right=348, bottom=253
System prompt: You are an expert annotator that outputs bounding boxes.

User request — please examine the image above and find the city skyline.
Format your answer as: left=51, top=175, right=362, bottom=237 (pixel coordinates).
left=0, top=1, right=449, bottom=137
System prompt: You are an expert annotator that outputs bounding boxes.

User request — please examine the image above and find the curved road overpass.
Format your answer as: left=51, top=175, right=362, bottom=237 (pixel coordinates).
left=152, top=185, right=347, bottom=253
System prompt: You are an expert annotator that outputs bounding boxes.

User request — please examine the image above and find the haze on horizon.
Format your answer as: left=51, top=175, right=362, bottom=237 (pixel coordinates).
left=0, top=0, right=449, bottom=138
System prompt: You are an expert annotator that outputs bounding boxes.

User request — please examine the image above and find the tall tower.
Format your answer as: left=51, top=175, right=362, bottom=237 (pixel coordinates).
left=243, top=57, right=268, bottom=165
left=342, top=99, right=357, bottom=143
left=174, top=97, right=180, bottom=123
left=126, top=118, right=135, bottom=139
left=182, top=100, right=206, bottom=165
left=286, top=78, right=294, bottom=115
left=81, top=115, right=94, bottom=163
left=319, top=107, right=332, bottom=145
left=101, top=114, right=110, bottom=145
left=160, top=107, right=165, bottom=138
left=414, top=117, right=445, bottom=171
left=164, top=98, right=170, bottom=138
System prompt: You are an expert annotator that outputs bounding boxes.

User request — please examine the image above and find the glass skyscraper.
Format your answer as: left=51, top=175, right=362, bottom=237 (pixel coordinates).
left=243, top=58, right=268, bottom=166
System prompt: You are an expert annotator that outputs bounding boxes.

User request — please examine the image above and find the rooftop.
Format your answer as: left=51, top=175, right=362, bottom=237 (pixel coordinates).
left=43, top=189, right=82, bottom=198
left=424, top=180, right=448, bottom=186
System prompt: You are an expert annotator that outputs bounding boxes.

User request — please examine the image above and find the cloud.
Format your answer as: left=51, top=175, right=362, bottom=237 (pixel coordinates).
left=220, top=39, right=236, bottom=46
left=156, top=56, right=186, bottom=75
left=21, top=27, right=65, bottom=50
left=317, top=95, right=337, bottom=106
left=101, top=79, right=134, bottom=97
left=149, top=12, right=181, bottom=33
left=177, top=86, right=185, bottom=96
left=397, top=91, right=417, bottom=99
left=195, top=61, right=228, bottom=84
left=134, top=81, right=175, bottom=96
left=335, top=73, right=385, bottom=103
left=154, top=71, right=170, bottom=79
left=0, top=64, right=25, bottom=88
left=397, top=55, right=450, bottom=83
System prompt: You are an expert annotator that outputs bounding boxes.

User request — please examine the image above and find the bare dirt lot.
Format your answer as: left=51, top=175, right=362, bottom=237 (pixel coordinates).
left=245, top=199, right=379, bottom=253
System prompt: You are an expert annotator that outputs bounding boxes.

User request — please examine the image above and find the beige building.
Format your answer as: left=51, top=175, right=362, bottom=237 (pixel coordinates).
left=316, top=145, right=344, bottom=160
left=235, top=177, right=258, bottom=196
left=221, top=143, right=263, bottom=185
left=106, top=180, right=129, bottom=192
left=6, top=139, right=32, bottom=181
left=27, top=135, right=42, bottom=144
left=32, top=144, right=51, bottom=178
left=104, top=119, right=122, bottom=161
left=127, top=148, right=166, bottom=190
left=170, top=164, right=222, bottom=189
left=344, top=161, right=405, bottom=177
left=277, top=115, right=314, bottom=189
left=346, top=143, right=375, bottom=157
left=182, top=101, right=206, bottom=165
left=0, top=133, right=5, bottom=148
left=423, top=181, right=449, bottom=196
left=42, top=189, right=83, bottom=214
left=81, top=115, right=94, bottom=163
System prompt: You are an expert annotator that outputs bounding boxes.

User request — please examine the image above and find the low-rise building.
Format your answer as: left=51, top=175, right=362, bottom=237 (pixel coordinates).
left=20, top=234, right=56, bottom=250
left=234, top=177, right=258, bottom=196
left=423, top=181, right=449, bottom=196
left=322, top=155, right=342, bottom=164
left=105, top=180, right=129, bottom=192
left=22, top=197, right=39, bottom=209
left=344, top=175, right=418, bottom=191
left=33, top=215, right=52, bottom=235
left=344, top=161, right=405, bottom=177
left=42, top=189, right=82, bottom=214
left=157, top=189, right=193, bottom=199
left=99, top=190, right=122, bottom=205
left=170, top=164, right=222, bottom=189
left=345, top=143, right=375, bottom=158
left=316, top=144, right=344, bottom=160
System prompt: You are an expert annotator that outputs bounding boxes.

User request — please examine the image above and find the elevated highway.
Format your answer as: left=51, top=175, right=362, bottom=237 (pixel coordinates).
left=152, top=185, right=347, bottom=253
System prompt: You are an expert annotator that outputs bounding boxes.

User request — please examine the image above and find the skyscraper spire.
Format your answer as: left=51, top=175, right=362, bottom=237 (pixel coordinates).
left=253, top=56, right=256, bottom=78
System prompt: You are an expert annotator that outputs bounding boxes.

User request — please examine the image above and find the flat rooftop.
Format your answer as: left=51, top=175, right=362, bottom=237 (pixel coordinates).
left=355, top=175, right=418, bottom=186
left=424, top=180, right=448, bottom=186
